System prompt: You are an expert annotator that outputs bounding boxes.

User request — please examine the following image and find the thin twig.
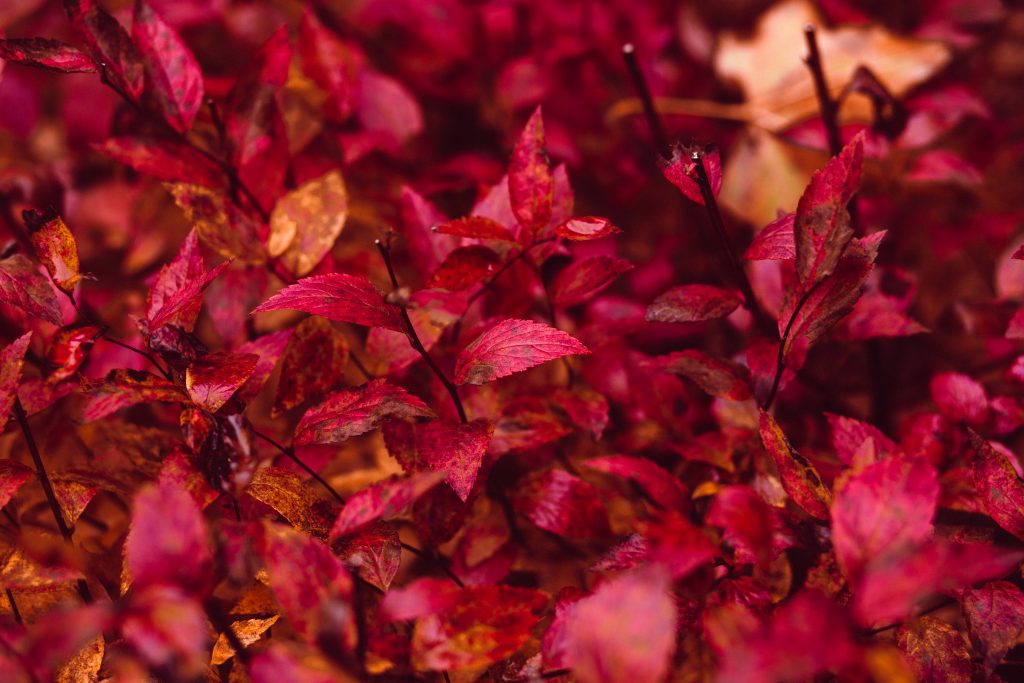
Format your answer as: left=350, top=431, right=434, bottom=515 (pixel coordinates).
left=5, top=589, right=22, bottom=624
left=253, top=429, right=345, bottom=505
left=13, top=398, right=92, bottom=604
left=376, top=239, right=468, bottom=423
left=400, top=541, right=465, bottom=588
left=621, top=43, right=670, bottom=157
left=690, top=151, right=771, bottom=332
left=762, top=282, right=821, bottom=410
left=803, top=25, right=842, bottom=158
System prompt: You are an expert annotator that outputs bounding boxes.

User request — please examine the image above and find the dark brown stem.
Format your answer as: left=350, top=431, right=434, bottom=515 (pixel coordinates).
left=5, top=589, right=22, bottom=624
left=99, top=65, right=270, bottom=223
left=803, top=26, right=842, bottom=158
left=622, top=43, right=670, bottom=158
left=690, top=151, right=770, bottom=332
left=348, top=351, right=374, bottom=381
left=13, top=398, right=92, bottom=604
left=376, top=239, right=468, bottom=423
left=253, top=429, right=346, bottom=505
left=400, top=541, right=465, bottom=588
left=762, top=282, right=821, bottom=411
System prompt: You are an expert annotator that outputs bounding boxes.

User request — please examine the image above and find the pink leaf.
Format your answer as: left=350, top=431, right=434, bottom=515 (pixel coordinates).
left=252, top=273, right=404, bottom=332
left=509, top=469, right=610, bottom=539
left=930, top=372, right=988, bottom=426
left=132, top=1, right=204, bottom=133
left=564, top=566, right=677, bottom=683
left=433, top=216, right=516, bottom=241
left=185, top=352, right=259, bottom=413
left=660, top=144, right=722, bottom=206
left=551, top=256, right=633, bottom=307
left=146, top=230, right=226, bottom=331
left=758, top=411, right=831, bottom=520
left=645, top=284, right=743, bottom=323
left=414, top=419, right=494, bottom=502
left=962, top=581, right=1024, bottom=671
left=509, top=106, right=553, bottom=236
left=125, top=478, right=212, bottom=591
left=744, top=213, right=795, bottom=261
left=969, top=432, right=1024, bottom=540
left=0, top=332, right=32, bottom=427
left=64, top=0, right=144, bottom=101
left=454, top=318, right=589, bottom=385
left=331, top=470, right=446, bottom=538
left=294, top=379, right=434, bottom=446
left=794, top=132, right=864, bottom=288
left=0, top=253, right=64, bottom=326
left=583, top=455, right=688, bottom=511
left=655, top=349, right=752, bottom=400
left=0, top=37, right=98, bottom=73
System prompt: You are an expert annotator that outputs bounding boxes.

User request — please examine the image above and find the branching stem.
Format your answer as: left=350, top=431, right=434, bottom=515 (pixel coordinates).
left=621, top=43, right=670, bottom=158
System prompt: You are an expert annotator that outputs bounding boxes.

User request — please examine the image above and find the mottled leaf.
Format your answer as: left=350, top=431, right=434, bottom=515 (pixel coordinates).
left=81, top=369, right=187, bottom=422
left=268, top=170, right=349, bottom=277
left=897, top=617, right=972, bottom=683
left=0, top=332, right=31, bottom=427
left=428, top=245, right=501, bottom=291
left=132, top=0, right=204, bottom=133
left=0, top=253, right=64, bottom=326
left=509, top=469, right=610, bottom=539
left=645, top=284, right=743, bottom=323
left=298, top=8, right=360, bottom=122
left=551, top=256, right=633, bottom=307
left=758, top=410, right=831, bottom=520
left=252, top=273, right=404, bottom=332
left=185, top=351, right=258, bottom=413
left=335, top=522, right=401, bottom=592
left=509, top=106, right=553, bottom=236
left=273, top=316, right=348, bottom=416
left=794, top=133, right=864, bottom=288
left=826, top=413, right=897, bottom=466
left=930, top=372, right=988, bottom=426
left=433, top=216, right=515, bottom=241
left=146, top=230, right=227, bottom=332
left=454, top=318, right=589, bottom=385
left=969, top=432, right=1024, bottom=540
left=64, top=0, right=144, bottom=101
left=0, top=459, right=33, bottom=509
left=656, top=349, right=752, bottom=400
left=411, top=419, right=493, bottom=502
left=0, top=37, right=97, bottom=73
left=962, top=581, right=1024, bottom=671
left=246, top=466, right=333, bottom=539
left=100, top=137, right=224, bottom=188
left=745, top=212, right=796, bottom=260
left=331, top=470, right=446, bottom=538
left=294, top=379, right=434, bottom=446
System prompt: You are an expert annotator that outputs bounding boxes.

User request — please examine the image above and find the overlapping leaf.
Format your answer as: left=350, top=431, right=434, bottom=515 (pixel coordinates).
left=252, top=273, right=404, bottom=332
left=454, top=318, right=589, bottom=385
left=294, top=379, right=434, bottom=446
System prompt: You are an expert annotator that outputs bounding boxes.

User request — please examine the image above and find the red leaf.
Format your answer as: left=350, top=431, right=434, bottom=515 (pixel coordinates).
left=0, top=332, right=31, bottom=426
left=551, top=256, right=634, bottom=307
left=969, top=432, right=1024, bottom=540
left=64, top=0, right=144, bottom=101
left=854, top=538, right=1024, bottom=626
left=298, top=8, right=360, bottom=122
left=132, top=1, right=204, bottom=133
left=331, top=470, right=446, bottom=538
left=745, top=212, right=796, bottom=260
left=97, top=136, right=224, bottom=188
left=414, top=419, right=493, bottom=501
left=250, top=645, right=348, bottom=683
left=718, top=591, right=860, bottom=682
left=23, top=209, right=81, bottom=294
left=335, top=522, right=401, bottom=592
left=252, top=273, right=405, bottom=332
left=81, top=369, right=187, bottom=422
left=905, top=149, right=983, bottom=186
left=146, top=230, right=227, bottom=331
left=583, top=455, right=688, bottom=511
left=555, top=216, right=622, bottom=241
left=0, top=37, right=97, bottom=73
left=509, top=469, right=610, bottom=539
left=433, top=216, right=515, bottom=241
left=0, top=459, right=33, bottom=509
left=962, top=581, right=1024, bottom=671
left=272, top=316, right=349, bottom=416
left=660, top=144, right=722, bottom=206
left=758, top=411, right=832, bottom=520
left=259, top=522, right=356, bottom=650
left=794, top=132, right=864, bottom=288
left=655, top=349, right=752, bottom=400
left=831, top=456, right=938, bottom=584
left=235, top=329, right=292, bottom=402
left=357, top=70, right=424, bottom=148
left=294, top=379, right=434, bottom=446
left=379, top=577, right=462, bottom=622
left=509, top=106, right=553, bottom=235
left=125, top=478, right=212, bottom=591
left=645, top=284, right=743, bottom=323
left=825, top=412, right=897, bottom=466
left=897, top=617, right=973, bottom=682
left=454, top=318, right=589, bottom=385
left=707, top=485, right=774, bottom=568
left=639, top=510, right=717, bottom=579
left=564, top=566, right=677, bottom=683
left=411, top=585, right=548, bottom=672
left=185, top=352, right=258, bottom=413
left=0, top=253, right=64, bottom=326
left=930, top=372, right=988, bottom=426
left=428, top=245, right=501, bottom=291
